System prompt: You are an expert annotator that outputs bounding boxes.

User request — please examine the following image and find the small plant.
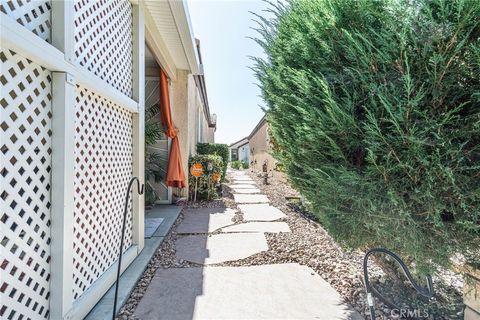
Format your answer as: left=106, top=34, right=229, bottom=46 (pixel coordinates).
left=241, top=160, right=249, bottom=169
left=197, top=143, right=229, bottom=181
left=189, top=154, right=223, bottom=200
left=144, top=103, right=165, bottom=206
left=230, top=160, right=243, bottom=170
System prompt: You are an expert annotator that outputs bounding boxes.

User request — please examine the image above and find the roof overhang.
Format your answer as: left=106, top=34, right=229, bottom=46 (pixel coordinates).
left=141, top=0, right=200, bottom=80
left=229, top=137, right=249, bottom=148
left=248, top=115, right=267, bottom=140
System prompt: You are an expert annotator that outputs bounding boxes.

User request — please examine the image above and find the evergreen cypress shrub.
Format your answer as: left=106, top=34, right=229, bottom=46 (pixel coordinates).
left=253, top=0, right=480, bottom=272
left=197, top=143, right=229, bottom=181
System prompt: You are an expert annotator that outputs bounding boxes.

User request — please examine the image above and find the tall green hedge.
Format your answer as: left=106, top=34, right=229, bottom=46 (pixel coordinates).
left=197, top=143, right=229, bottom=181
left=253, top=0, right=480, bottom=272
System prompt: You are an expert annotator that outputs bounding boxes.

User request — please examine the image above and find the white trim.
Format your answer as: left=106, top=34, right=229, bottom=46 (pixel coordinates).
left=49, top=72, right=76, bottom=320
left=143, top=4, right=177, bottom=81
left=1, top=12, right=139, bottom=113
left=51, top=0, right=74, bottom=63
left=132, top=4, right=146, bottom=251
left=70, top=245, right=138, bottom=320
left=169, top=0, right=200, bottom=74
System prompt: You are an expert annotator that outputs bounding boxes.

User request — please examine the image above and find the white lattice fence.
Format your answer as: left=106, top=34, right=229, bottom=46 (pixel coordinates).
left=74, top=0, right=133, bottom=97
left=0, top=0, right=52, bottom=42
left=72, top=86, right=134, bottom=300
left=0, top=50, right=52, bottom=320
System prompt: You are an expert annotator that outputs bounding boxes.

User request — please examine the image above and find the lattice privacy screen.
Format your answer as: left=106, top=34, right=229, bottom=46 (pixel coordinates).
left=0, top=0, right=52, bottom=42
left=0, top=50, right=52, bottom=320
left=73, top=86, right=134, bottom=300
left=74, top=0, right=133, bottom=97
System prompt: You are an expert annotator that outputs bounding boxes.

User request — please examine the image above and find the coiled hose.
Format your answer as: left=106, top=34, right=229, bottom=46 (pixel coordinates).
left=363, top=248, right=434, bottom=320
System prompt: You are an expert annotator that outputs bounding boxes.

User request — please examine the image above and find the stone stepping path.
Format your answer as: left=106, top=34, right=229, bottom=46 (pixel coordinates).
left=230, top=187, right=261, bottom=194
left=233, top=177, right=254, bottom=182
left=230, top=184, right=256, bottom=189
left=133, top=169, right=361, bottom=319
left=233, top=194, right=269, bottom=203
left=177, top=208, right=236, bottom=234
left=134, top=263, right=362, bottom=320
left=222, top=221, right=290, bottom=233
left=231, top=180, right=256, bottom=185
left=175, top=233, right=268, bottom=265
left=239, top=203, right=286, bottom=221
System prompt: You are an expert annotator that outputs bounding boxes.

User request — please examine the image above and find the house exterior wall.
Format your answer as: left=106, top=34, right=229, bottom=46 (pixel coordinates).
left=207, top=127, right=215, bottom=143
left=186, top=73, right=216, bottom=156
left=249, top=120, right=271, bottom=171
left=187, top=74, right=198, bottom=156
left=238, top=143, right=250, bottom=163
left=171, top=70, right=190, bottom=196
left=248, top=120, right=285, bottom=181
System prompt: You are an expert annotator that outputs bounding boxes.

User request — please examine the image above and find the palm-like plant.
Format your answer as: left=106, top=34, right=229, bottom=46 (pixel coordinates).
left=144, top=103, right=165, bottom=205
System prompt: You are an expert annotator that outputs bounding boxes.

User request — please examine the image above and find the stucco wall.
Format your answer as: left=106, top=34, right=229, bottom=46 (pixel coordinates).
left=170, top=72, right=216, bottom=198
left=187, top=74, right=198, bottom=156
left=206, top=127, right=215, bottom=143
left=248, top=121, right=284, bottom=180
left=171, top=70, right=190, bottom=196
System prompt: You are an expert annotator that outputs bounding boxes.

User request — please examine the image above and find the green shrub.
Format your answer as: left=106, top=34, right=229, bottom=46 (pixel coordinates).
left=197, top=143, right=229, bottom=181
left=188, top=154, right=223, bottom=200
left=253, top=0, right=480, bottom=272
left=231, top=160, right=243, bottom=170
left=241, top=160, right=249, bottom=169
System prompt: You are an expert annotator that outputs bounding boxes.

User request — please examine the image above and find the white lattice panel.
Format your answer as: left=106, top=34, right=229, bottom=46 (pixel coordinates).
left=73, top=86, right=133, bottom=300
left=0, top=0, right=52, bottom=42
left=0, top=50, right=52, bottom=320
left=74, top=0, right=133, bottom=97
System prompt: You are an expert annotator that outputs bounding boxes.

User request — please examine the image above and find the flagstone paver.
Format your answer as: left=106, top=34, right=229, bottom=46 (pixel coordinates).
left=233, top=177, right=254, bottom=181
left=134, top=263, right=362, bottom=320
left=176, top=208, right=236, bottom=234
left=233, top=194, right=269, bottom=203
left=231, top=180, right=257, bottom=185
left=222, top=221, right=290, bottom=233
left=239, top=203, right=286, bottom=221
left=230, top=188, right=261, bottom=194
left=230, top=184, right=257, bottom=189
left=175, top=233, right=268, bottom=265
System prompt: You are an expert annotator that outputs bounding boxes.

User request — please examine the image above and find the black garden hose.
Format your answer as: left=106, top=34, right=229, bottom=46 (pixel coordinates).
left=112, top=177, right=144, bottom=320
left=363, top=248, right=434, bottom=320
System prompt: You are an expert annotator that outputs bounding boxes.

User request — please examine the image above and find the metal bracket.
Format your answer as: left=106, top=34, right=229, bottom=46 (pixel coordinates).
left=66, top=72, right=75, bottom=85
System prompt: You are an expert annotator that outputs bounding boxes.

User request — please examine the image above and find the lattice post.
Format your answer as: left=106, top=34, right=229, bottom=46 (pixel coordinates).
left=51, top=0, right=74, bottom=63
left=132, top=3, right=145, bottom=250
left=50, top=2, right=75, bottom=319
left=50, top=72, right=76, bottom=320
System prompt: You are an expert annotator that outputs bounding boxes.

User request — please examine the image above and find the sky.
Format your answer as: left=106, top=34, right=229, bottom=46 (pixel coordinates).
left=187, top=0, right=269, bottom=145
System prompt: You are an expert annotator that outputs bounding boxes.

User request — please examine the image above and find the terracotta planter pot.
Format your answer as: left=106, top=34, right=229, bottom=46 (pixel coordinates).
left=464, top=264, right=480, bottom=320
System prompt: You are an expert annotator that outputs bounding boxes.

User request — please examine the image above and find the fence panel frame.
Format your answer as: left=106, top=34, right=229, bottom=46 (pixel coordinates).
left=0, top=1, right=145, bottom=318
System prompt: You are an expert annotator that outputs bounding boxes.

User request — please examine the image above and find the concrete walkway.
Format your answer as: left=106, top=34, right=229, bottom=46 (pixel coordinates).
left=134, top=169, right=361, bottom=320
